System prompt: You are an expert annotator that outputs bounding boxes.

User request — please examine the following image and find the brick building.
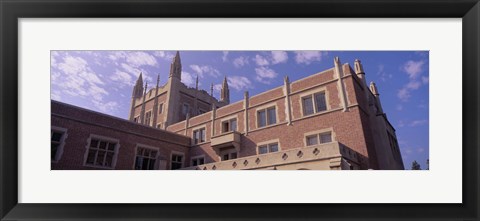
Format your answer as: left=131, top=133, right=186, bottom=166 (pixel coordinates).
left=51, top=52, right=404, bottom=170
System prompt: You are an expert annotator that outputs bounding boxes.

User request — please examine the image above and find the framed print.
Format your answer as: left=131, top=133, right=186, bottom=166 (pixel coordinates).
left=1, top=0, right=479, bottom=220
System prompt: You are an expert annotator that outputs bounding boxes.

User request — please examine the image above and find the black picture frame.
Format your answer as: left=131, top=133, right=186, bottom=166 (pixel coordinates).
left=1, top=0, right=479, bottom=220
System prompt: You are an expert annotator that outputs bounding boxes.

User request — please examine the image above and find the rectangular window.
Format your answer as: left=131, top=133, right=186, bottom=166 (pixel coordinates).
left=257, top=110, right=266, bottom=128
left=306, top=131, right=332, bottom=146
left=51, top=130, right=65, bottom=161
left=258, top=142, right=279, bottom=154
left=306, top=135, right=319, bottom=146
left=221, top=152, right=238, bottom=161
left=85, top=137, right=117, bottom=168
left=156, top=123, right=162, bottom=129
left=145, top=111, right=152, bottom=126
left=192, top=157, right=205, bottom=166
left=182, top=103, right=189, bottom=115
left=133, top=116, right=139, bottom=123
left=198, top=109, right=206, bottom=115
left=302, top=91, right=327, bottom=116
left=319, top=132, right=332, bottom=143
left=134, top=147, right=158, bottom=170
left=302, top=96, right=314, bottom=116
left=257, top=106, right=276, bottom=128
left=193, top=128, right=206, bottom=144
left=222, top=118, right=237, bottom=133
left=315, top=92, right=327, bottom=112
left=171, top=154, right=183, bottom=170
left=159, top=103, right=163, bottom=114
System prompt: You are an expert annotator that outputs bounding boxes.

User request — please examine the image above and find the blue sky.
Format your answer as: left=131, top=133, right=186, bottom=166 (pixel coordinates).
left=51, top=50, right=429, bottom=169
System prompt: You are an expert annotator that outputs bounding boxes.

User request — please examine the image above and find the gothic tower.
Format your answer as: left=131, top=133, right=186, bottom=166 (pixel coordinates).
left=169, top=51, right=182, bottom=80
left=220, top=76, right=230, bottom=104
left=128, top=73, right=144, bottom=121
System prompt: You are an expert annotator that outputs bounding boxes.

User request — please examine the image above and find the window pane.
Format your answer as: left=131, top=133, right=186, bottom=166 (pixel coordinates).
left=86, top=150, right=96, bottom=164
left=98, top=141, right=107, bottom=150
left=222, top=122, right=229, bottom=132
left=303, top=96, right=314, bottom=116
left=51, top=132, right=62, bottom=142
left=200, top=129, right=205, bottom=142
left=320, top=133, right=332, bottom=143
left=142, top=158, right=150, bottom=170
left=267, top=108, right=276, bottom=125
left=223, top=154, right=229, bottom=161
left=231, top=152, right=237, bottom=159
left=306, top=135, right=318, bottom=146
left=148, top=159, right=156, bottom=170
left=192, top=159, right=198, bottom=166
left=258, top=111, right=266, bottom=127
left=199, top=158, right=204, bottom=165
left=90, top=139, right=99, bottom=148
left=231, top=119, right=237, bottom=131
left=315, top=92, right=327, bottom=112
left=135, top=157, right=143, bottom=170
left=96, top=150, right=106, bottom=166
left=51, top=143, right=59, bottom=160
left=259, top=146, right=268, bottom=154
left=107, top=143, right=116, bottom=151
left=269, top=144, right=279, bottom=152
left=105, top=152, right=114, bottom=167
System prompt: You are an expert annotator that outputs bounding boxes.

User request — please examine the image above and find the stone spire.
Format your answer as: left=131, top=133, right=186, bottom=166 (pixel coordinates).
left=370, top=81, right=379, bottom=96
left=210, top=83, right=214, bottom=97
left=140, top=81, right=148, bottom=125
left=131, top=72, right=144, bottom=98
left=128, top=72, right=144, bottom=121
left=152, top=74, right=161, bottom=128
left=354, top=59, right=365, bottom=74
left=169, top=51, right=182, bottom=80
left=220, top=76, right=230, bottom=104
left=195, top=75, right=199, bottom=90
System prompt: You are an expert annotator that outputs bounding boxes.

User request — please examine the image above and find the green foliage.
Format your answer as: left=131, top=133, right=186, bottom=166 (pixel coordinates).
left=411, top=160, right=421, bottom=170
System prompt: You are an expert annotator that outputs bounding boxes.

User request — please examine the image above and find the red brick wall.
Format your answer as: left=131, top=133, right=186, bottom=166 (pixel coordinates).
left=51, top=101, right=190, bottom=170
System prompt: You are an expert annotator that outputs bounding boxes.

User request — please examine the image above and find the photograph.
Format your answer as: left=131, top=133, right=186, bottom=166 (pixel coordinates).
left=51, top=50, right=429, bottom=170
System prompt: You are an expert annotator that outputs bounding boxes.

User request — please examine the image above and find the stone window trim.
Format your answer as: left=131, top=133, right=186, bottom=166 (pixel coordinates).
left=219, top=149, right=238, bottom=161
left=170, top=150, right=185, bottom=170
left=303, top=128, right=336, bottom=147
left=221, top=116, right=238, bottom=133
left=83, top=134, right=120, bottom=169
left=191, top=154, right=206, bottom=166
left=133, top=115, right=140, bottom=123
left=182, top=103, right=190, bottom=116
left=256, top=139, right=281, bottom=155
left=145, top=109, right=153, bottom=126
left=191, top=124, right=208, bottom=145
left=299, top=87, right=330, bottom=117
left=132, top=144, right=160, bottom=170
left=51, top=126, right=68, bottom=163
left=255, top=104, right=278, bottom=129
left=158, top=103, right=164, bottom=114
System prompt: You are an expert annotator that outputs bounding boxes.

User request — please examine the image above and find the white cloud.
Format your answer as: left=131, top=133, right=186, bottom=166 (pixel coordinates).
left=403, top=60, right=425, bottom=79
left=422, top=76, right=429, bottom=84
left=190, top=65, right=221, bottom=78
left=153, top=51, right=174, bottom=60
left=181, top=71, right=195, bottom=87
left=396, top=104, right=403, bottom=111
left=226, top=76, right=253, bottom=91
left=92, top=100, right=119, bottom=113
left=397, top=88, right=411, bottom=102
left=294, top=51, right=324, bottom=64
left=409, top=119, right=427, bottom=127
left=254, top=54, right=270, bottom=66
left=110, top=70, right=133, bottom=86
left=397, top=60, right=428, bottom=102
left=255, top=66, right=278, bottom=84
left=271, top=51, right=288, bottom=64
left=417, top=147, right=425, bottom=153
left=377, top=64, right=392, bottom=82
left=233, top=56, right=250, bottom=68
left=222, top=51, right=229, bottom=62
left=125, top=51, right=157, bottom=67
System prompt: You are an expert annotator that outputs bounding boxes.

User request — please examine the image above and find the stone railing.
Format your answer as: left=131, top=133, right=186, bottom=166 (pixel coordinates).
left=182, top=141, right=358, bottom=170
